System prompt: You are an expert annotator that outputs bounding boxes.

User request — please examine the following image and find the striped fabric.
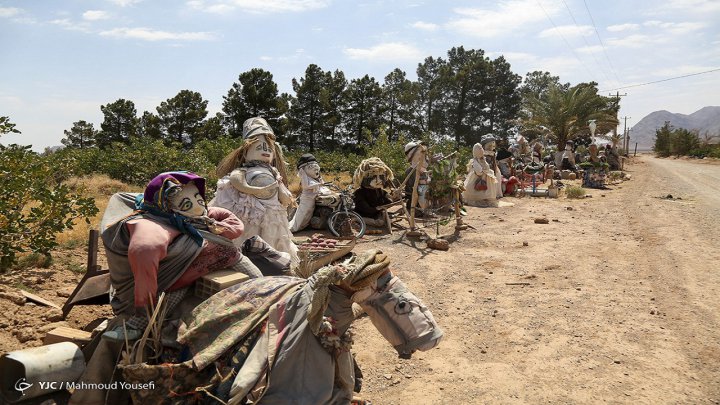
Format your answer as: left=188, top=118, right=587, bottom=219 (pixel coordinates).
left=242, top=235, right=292, bottom=276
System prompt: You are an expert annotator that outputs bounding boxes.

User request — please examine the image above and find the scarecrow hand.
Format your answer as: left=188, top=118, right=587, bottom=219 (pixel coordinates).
left=278, top=183, right=294, bottom=206
left=207, top=219, right=227, bottom=235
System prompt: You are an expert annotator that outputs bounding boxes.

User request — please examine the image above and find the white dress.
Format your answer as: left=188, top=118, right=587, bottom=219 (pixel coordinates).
left=462, top=157, right=499, bottom=207
left=212, top=167, right=299, bottom=265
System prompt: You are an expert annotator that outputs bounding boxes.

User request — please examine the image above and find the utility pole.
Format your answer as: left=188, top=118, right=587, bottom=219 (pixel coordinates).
left=622, top=116, right=631, bottom=155
left=609, top=91, right=627, bottom=144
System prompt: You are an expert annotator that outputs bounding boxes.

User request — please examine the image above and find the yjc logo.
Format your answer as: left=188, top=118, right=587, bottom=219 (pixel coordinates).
left=14, top=378, right=33, bottom=396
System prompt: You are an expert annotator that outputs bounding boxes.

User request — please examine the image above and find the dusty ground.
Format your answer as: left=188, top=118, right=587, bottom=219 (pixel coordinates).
left=350, top=155, right=720, bottom=404
left=1, top=155, right=719, bottom=404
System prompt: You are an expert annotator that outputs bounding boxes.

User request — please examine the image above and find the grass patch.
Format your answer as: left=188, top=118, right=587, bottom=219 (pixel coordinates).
left=565, top=185, right=586, bottom=199
left=59, top=238, right=86, bottom=250
left=68, top=263, right=87, bottom=274
left=56, top=175, right=140, bottom=246
left=14, top=252, right=53, bottom=270
left=13, top=282, right=36, bottom=293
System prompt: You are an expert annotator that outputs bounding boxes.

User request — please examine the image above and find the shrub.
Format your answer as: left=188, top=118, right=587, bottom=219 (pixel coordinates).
left=0, top=144, right=98, bottom=271
left=565, top=185, right=586, bottom=199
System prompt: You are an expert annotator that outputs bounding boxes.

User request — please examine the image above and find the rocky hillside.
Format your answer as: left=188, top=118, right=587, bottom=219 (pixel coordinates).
left=631, top=106, right=720, bottom=150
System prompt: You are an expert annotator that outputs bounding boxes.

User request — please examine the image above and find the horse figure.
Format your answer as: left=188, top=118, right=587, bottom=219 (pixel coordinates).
left=120, top=249, right=443, bottom=405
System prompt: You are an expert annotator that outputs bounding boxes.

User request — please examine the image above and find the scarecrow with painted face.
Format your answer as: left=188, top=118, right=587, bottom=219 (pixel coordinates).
left=101, top=171, right=262, bottom=342
left=211, top=117, right=299, bottom=265
left=289, top=153, right=335, bottom=232
left=352, top=157, right=395, bottom=227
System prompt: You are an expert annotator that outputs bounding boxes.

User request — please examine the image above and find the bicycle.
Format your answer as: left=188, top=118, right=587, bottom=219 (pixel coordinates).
left=319, top=183, right=366, bottom=238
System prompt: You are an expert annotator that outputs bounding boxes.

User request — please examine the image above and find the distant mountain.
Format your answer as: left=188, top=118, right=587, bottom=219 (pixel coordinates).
left=630, top=106, right=720, bottom=150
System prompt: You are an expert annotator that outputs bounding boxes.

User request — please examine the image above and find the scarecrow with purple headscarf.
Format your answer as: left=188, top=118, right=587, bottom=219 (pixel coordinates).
left=101, top=171, right=262, bottom=342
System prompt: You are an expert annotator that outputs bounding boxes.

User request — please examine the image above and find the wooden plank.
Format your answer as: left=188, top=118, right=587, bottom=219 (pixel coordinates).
left=195, top=270, right=250, bottom=299
left=21, top=290, right=61, bottom=310
left=86, top=229, right=99, bottom=274
left=43, top=326, right=92, bottom=345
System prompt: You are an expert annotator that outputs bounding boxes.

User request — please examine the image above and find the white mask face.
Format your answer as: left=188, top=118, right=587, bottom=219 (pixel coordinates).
left=245, top=134, right=274, bottom=163
left=169, top=182, right=207, bottom=218
left=303, top=162, right=321, bottom=180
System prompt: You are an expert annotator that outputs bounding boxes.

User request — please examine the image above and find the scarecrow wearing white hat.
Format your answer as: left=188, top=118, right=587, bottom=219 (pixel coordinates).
left=211, top=117, right=298, bottom=265
left=289, top=153, right=335, bottom=232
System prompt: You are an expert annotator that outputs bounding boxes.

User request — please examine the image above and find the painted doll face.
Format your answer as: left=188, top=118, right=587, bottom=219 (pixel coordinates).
left=168, top=182, right=207, bottom=218
left=367, top=174, right=386, bottom=189
left=245, top=134, right=274, bottom=164
left=303, top=161, right=321, bottom=180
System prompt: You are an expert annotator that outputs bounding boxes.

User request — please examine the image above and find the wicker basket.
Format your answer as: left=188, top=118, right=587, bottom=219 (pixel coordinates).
left=295, top=238, right=356, bottom=278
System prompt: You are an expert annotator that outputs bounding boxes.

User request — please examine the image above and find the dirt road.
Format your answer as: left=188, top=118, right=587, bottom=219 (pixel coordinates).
left=354, top=155, right=720, bottom=404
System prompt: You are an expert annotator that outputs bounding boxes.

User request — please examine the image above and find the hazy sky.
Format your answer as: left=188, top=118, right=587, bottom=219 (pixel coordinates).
left=1, top=0, right=719, bottom=150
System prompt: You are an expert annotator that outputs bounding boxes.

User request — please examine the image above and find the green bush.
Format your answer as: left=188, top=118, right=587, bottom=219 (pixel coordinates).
left=565, top=185, right=586, bottom=199
left=0, top=144, right=98, bottom=271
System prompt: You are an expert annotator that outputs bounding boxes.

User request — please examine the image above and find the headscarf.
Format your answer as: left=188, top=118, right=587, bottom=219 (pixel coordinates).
left=134, top=171, right=207, bottom=245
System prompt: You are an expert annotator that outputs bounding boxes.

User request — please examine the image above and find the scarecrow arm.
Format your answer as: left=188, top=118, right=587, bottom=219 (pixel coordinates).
left=126, top=219, right=175, bottom=308
left=206, top=206, right=245, bottom=238
left=229, top=170, right=279, bottom=199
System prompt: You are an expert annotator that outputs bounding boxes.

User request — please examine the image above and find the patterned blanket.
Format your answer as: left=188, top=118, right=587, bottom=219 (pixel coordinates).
left=178, top=276, right=305, bottom=370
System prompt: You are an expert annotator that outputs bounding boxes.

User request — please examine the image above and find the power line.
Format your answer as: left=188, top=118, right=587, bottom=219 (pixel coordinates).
left=582, top=0, right=622, bottom=84
left=600, top=68, right=720, bottom=92
left=560, top=0, right=612, bottom=83
left=535, top=0, right=595, bottom=79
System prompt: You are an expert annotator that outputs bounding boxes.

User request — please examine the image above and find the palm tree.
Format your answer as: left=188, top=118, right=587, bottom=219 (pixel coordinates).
left=523, top=83, right=618, bottom=147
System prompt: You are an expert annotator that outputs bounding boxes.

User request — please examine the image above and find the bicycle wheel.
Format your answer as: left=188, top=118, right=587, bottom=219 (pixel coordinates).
left=328, top=211, right=366, bottom=238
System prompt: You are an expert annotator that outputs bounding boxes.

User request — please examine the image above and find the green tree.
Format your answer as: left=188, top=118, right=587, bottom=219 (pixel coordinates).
left=0, top=116, right=20, bottom=136
left=415, top=56, right=446, bottom=137
left=97, top=99, right=138, bottom=148
left=137, top=111, right=163, bottom=139
left=437, top=46, right=490, bottom=145
left=671, top=128, right=700, bottom=156
left=343, top=74, right=383, bottom=145
left=223, top=68, right=287, bottom=138
left=520, top=71, right=567, bottom=103
left=653, top=122, right=673, bottom=157
left=157, top=90, right=209, bottom=146
left=61, top=120, right=97, bottom=149
left=198, top=112, right=228, bottom=140
left=288, top=64, right=327, bottom=151
left=381, top=68, right=419, bottom=142
left=319, top=69, right=348, bottom=146
left=484, top=56, right=522, bottom=141
left=523, top=82, right=618, bottom=147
